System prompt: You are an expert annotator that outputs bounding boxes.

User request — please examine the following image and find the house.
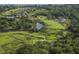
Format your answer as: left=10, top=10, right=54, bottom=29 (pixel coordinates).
left=34, top=22, right=43, bottom=31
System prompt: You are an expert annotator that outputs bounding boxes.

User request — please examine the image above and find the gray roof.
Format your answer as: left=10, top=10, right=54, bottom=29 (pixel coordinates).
left=35, top=22, right=43, bottom=31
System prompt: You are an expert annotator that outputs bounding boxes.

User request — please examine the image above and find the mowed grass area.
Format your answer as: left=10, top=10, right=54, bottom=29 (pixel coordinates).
left=0, top=31, right=56, bottom=46
left=0, top=31, right=26, bottom=45
left=0, top=8, right=21, bottom=16
left=38, top=16, right=65, bottom=30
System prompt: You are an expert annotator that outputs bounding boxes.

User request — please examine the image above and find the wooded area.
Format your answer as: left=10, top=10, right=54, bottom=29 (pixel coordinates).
left=0, top=4, right=79, bottom=54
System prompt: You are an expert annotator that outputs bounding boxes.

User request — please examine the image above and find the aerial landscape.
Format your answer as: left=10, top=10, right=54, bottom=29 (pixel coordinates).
left=0, top=4, right=79, bottom=54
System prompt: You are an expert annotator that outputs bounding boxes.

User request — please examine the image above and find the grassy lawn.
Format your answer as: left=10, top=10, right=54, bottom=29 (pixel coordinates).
left=0, top=30, right=57, bottom=46
left=37, top=16, right=65, bottom=30
left=1, top=8, right=21, bottom=16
